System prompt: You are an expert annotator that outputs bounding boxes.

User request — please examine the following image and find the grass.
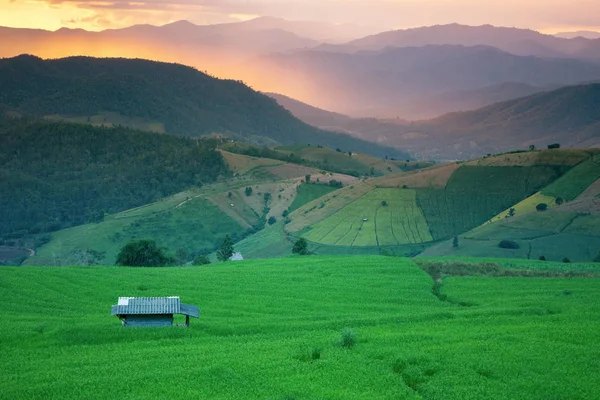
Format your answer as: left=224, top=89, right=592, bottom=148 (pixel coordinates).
left=486, top=192, right=557, bottom=224
left=541, top=156, right=600, bottom=201
left=417, top=165, right=566, bottom=240
left=288, top=183, right=338, bottom=213
left=2, top=256, right=600, bottom=399
left=26, top=192, right=247, bottom=266
left=422, top=211, right=600, bottom=263
left=303, top=189, right=433, bottom=246
left=274, top=145, right=403, bottom=176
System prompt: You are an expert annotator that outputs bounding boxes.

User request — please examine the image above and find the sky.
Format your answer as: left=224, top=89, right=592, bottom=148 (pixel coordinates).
left=1, top=0, right=600, bottom=33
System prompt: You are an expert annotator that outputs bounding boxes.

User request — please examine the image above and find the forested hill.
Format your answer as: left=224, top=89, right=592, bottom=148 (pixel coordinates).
left=0, top=115, right=228, bottom=239
left=0, top=55, right=407, bottom=159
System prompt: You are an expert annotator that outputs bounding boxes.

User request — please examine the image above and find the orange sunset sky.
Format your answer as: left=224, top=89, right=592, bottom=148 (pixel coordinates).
left=1, top=0, right=599, bottom=33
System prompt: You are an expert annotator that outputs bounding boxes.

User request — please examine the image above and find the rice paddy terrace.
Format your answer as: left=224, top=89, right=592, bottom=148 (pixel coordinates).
left=1, top=256, right=599, bottom=399
left=286, top=149, right=600, bottom=259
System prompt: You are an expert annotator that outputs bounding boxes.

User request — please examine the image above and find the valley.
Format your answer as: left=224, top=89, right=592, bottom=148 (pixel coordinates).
left=1, top=10, right=600, bottom=400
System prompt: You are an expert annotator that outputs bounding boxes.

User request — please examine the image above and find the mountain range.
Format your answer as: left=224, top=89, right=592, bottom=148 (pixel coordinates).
left=3, top=20, right=600, bottom=119
left=0, top=55, right=405, bottom=158
left=261, top=44, right=600, bottom=117
left=269, top=84, right=600, bottom=160
left=319, top=24, right=600, bottom=61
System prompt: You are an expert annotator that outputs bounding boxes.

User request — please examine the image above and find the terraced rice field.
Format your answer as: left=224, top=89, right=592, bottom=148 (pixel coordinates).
left=2, top=256, right=600, bottom=399
left=304, top=189, right=433, bottom=246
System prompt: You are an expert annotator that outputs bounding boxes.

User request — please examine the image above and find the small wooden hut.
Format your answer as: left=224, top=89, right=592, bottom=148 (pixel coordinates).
left=111, top=296, right=199, bottom=327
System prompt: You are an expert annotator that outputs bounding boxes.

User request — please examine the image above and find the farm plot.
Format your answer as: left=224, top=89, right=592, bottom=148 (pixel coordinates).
left=304, top=189, right=433, bottom=246
left=417, top=165, right=565, bottom=240
left=541, top=156, right=600, bottom=201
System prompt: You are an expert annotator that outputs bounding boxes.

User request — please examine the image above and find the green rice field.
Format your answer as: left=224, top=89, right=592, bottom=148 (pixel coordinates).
left=2, top=256, right=600, bottom=399
left=303, top=189, right=433, bottom=246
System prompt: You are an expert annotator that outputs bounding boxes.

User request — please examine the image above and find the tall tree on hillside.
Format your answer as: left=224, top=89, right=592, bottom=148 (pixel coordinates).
left=217, top=235, right=235, bottom=262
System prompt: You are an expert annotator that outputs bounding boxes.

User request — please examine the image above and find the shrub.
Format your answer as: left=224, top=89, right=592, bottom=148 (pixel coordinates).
left=562, top=257, right=571, bottom=263
left=268, top=216, right=277, bottom=225
left=594, top=251, right=600, bottom=263
left=340, top=328, right=356, bottom=349
left=282, top=209, right=289, bottom=217
left=536, top=203, right=548, bottom=212
left=115, top=239, right=173, bottom=267
left=193, top=255, right=211, bottom=266
left=381, top=200, right=388, bottom=206
left=555, top=197, right=564, bottom=205
left=499, top=240, right=520, bottom=249
left=292, top=238, right=310, bottom=255
left=539, top=256, right=546, bottom=261
left=547, top=143, right=561, bottom=149
left=245, top=187, right=252, bottom=196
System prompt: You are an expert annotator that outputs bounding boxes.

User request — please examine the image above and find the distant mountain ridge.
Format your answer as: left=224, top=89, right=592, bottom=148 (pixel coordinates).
left=318, top=24, right=600, bottom=61
left=261, top=45, right=600, bottom=117
left=0, top=55, right=407, bottom=158
left=554, top=31, right=600, bottom=40
left=398, top=83, right=600, bottom=159
left=269, top=84, right=600, bottom=160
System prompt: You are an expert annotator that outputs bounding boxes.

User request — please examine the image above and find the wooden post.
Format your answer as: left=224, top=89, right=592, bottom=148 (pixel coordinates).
left=185, top=315, right=190, bottom=327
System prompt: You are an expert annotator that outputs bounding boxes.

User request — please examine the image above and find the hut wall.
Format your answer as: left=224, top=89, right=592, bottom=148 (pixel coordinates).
left=124, top=314, right=173, bottom=327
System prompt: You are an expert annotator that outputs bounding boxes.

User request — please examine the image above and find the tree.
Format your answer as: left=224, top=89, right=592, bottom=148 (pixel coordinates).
left=536, top=203, right=548, bottom=212
left=305, top=174, right=311, bottom=183
left=453, top=236, right=459, bottom=249
left=268, top=216, right=277, bottom=225
left=594, top=251, right=600, bottom=263
left=498, top=240, right=520, bottom=249
left=381, top=200, right=388, bottom=206
left=216, top=235, right=235, bottom=262
left=292, top=238, right=310, bottom=255
left=529, top=145, right=536, bottom=151
left=245, top=187, right=253, bottom=196
left=555, top=197, right=564, bottom=205
left=548, top=143, right=561, bottom=149
left=562, top=257, right=571, bottom=263
left=539, top=256, right=546, bottom=261
left=508, top=208, right=516, bottom=217
left=193, top=255, right=211, bottom=266
left=115, top=239, right=173, bottom=267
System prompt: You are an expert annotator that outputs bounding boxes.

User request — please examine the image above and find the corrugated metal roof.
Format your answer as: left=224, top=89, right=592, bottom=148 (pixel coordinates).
left=111, top=297, right=199, bottom=318
left=180, top=303, right=200, bottom=318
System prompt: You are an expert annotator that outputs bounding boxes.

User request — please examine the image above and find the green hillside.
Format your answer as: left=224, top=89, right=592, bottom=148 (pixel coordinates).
left=0, top=115, right=228, bottom=239
left=0, top=55, right=408, bottom=159
left=24, top=153, right=353, bottom=266
left=280, top=149, right=600, bottom=259
left=421, top=154, right=600, bottom=262
left=2, top=257, right=600, bottom=399
left=221, top=142, right=414, bottom=177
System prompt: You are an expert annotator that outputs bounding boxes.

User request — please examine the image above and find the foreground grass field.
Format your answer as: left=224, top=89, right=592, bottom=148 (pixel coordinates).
left=2, top=257, right=600, bottom=399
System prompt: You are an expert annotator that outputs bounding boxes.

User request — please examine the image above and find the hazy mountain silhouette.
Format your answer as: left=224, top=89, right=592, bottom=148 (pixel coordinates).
left=554, top=31, right=600, bottom=40
left=318, top=24, right=600, bottom=61
left=261, top=45, right=600, bottom=117
left=268, top=84, right=600, bottom=161
left=392, top=84, right=600, bottom=159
